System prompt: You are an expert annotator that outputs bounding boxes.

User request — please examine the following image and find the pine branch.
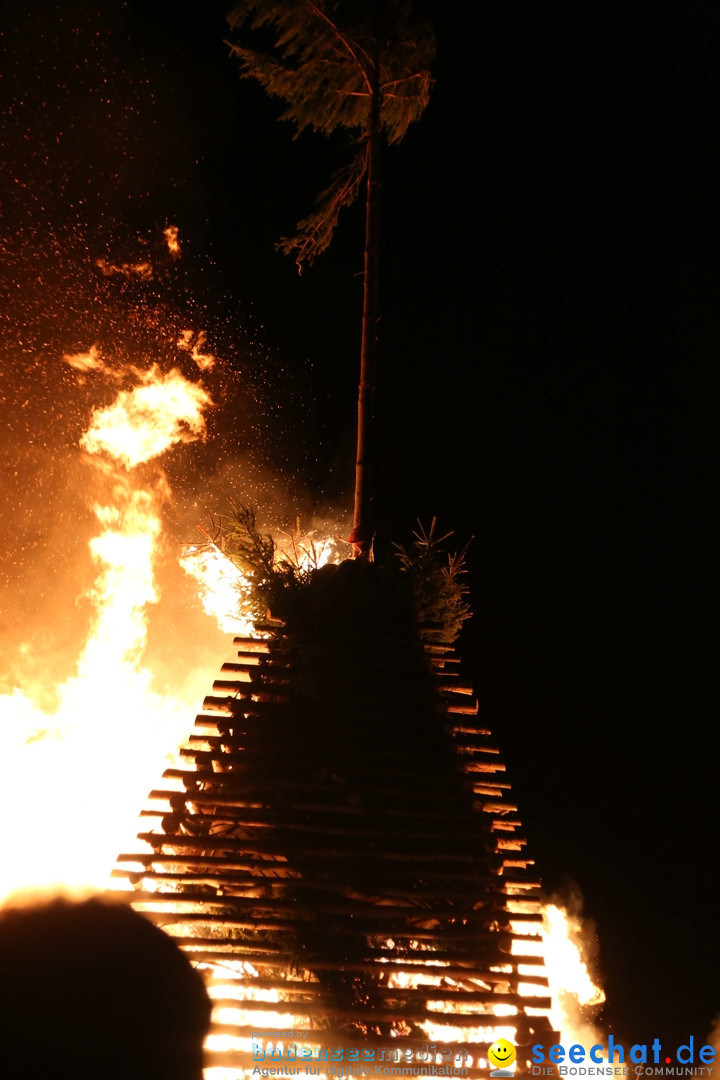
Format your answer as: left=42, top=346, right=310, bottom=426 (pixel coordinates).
left=276, top=147, right=366, bottom=269
left=394, top=519, right=472, bottom=645
left=210, top=502, right=333, bottom=621
left=305, top=0, right=375, bottom=90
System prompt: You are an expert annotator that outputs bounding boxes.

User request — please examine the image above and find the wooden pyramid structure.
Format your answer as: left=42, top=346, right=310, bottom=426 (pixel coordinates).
left=112, top=561, right=559, bottom=1076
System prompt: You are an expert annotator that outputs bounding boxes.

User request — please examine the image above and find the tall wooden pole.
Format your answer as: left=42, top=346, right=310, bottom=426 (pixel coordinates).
left=350, top=56, right=381, bottom=560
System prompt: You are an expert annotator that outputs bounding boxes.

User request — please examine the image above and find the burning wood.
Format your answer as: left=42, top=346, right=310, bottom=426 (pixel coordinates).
left=111, top=561, right=563, bottom=1077
left=0, top=330, right=603, bottom=1077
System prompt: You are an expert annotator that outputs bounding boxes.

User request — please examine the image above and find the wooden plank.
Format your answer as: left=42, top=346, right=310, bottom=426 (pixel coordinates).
left=136, top=832, right=479, bottom=863
left=124, top=889, right=517, bottom=920
left=203, top=996, right=540, bottom=1023
left=232, top=636, right=271, bottom=650
left=176, top=948, right=551, bottom=986
left=452, top=737, right=501, bottom=752
left=144, top=791, right=509, bottom=828
left=160, top=765, right=488, bottom=796
left=204, top=957, right=548, bottom=992
left=212, top=678, right=252, bottom=691
left=220, top=658, right=262, bottom=670
left=140, top=813, right=494, bottom=847
left=140, top=917, right=535, bottom=947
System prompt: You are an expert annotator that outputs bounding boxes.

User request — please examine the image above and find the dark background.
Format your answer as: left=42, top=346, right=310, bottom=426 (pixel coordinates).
left=1, top=0, right=717, bottom=1054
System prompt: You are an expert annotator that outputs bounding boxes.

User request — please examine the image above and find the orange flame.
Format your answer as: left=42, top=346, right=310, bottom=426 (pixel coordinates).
left=177, top=329, right=216, bottom=371
left=0, top=365, right=214, bottom=903
left=95, top=258, right=154, bottom=280
left=541, top=902, right=605, bottom=1044
left=3, top=336, right=607, bottom=1076
left=180, top=531, right=342, bottom=635
left=511, top=902, right=605, bottom=1045
left=80, top=366, right=211, bottom=467
left=164, top=224, right=181, bottom=258
left=179, top=545, right=255, bottom=635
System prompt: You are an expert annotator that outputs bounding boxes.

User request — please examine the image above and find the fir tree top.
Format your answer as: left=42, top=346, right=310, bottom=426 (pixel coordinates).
left=227, top=0, right=434, bottom=139
left=226, top=0, right=435, bottom=265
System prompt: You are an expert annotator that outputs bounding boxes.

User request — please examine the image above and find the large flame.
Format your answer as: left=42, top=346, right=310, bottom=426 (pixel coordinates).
left=0, top=342, right=605, bottom=1073
left=0, top=363, right=213, bottom=903
left=541, top=902, right=606, bottom=1044
left=510, top=902, right=606, bottom=1046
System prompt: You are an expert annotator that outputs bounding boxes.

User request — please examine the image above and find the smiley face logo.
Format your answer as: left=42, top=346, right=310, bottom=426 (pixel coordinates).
left=488, top=1038, right=517, bottom=1074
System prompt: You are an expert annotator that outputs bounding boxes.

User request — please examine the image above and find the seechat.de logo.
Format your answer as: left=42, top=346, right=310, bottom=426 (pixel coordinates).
left=530, top=1036, right=717, bottom=1077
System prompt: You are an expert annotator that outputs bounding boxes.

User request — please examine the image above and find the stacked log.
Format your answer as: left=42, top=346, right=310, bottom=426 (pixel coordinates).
left=111, top=561, right=558, bottom=1076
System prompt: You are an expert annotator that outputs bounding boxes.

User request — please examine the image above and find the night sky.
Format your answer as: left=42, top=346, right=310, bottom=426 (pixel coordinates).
left=1, top=0, right=718, bottom=1055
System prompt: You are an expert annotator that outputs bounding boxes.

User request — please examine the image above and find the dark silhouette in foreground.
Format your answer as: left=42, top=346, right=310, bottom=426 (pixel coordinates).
left=0, top=896, right=211, bottom=1080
